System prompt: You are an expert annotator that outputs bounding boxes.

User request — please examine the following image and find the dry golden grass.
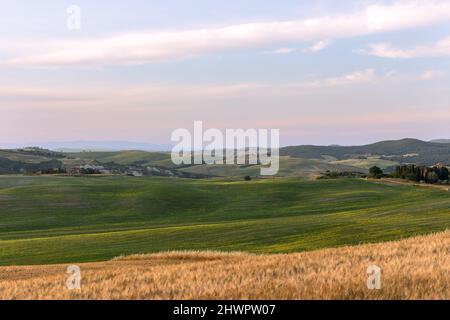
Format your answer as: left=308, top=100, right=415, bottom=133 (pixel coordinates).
left=0, top=231, right=448, bottom=300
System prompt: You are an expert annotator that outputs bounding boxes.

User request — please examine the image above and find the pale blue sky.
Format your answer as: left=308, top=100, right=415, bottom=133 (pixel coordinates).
left=1, top=0, right=450, bottom=146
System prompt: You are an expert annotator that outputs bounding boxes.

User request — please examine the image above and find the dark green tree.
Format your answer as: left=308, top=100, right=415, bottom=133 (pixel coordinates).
left=369, top=166, right=383, bottom=178
left=437, top=167, right=449, bottom=180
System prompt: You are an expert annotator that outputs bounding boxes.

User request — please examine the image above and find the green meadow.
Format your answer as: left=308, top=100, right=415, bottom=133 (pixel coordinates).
left=0, top=175, right=449, bottom=265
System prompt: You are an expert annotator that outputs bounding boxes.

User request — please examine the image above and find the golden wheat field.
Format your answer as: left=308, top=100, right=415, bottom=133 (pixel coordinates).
left=0, top=231, right=448, bottom=300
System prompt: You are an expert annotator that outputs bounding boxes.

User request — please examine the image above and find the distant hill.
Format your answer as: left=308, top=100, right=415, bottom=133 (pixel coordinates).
left=430, top=139, right=450, bottom=144
left=3, top=141, right=173, bottom=152
left=0, top=147, right=64, bottom=163
left=0, top=157, right=63, bottom=175
left=50, top=141, right=172, bottom=152
left=64, top=150, right=173, bottom=167
left=0, top=148, right=64, bottom=174
left=2, top=138, right=450, bottom=176
left=280, top=138, right=450, bottom=166
left=179, top=156, right=367, bottom=178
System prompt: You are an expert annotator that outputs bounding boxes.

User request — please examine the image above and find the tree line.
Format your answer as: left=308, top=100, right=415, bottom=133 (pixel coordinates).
left=392, top=164, right=449, bottom=184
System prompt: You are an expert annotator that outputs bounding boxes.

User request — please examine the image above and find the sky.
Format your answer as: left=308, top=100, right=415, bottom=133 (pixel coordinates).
left=1, top=0, right=450, bottom=147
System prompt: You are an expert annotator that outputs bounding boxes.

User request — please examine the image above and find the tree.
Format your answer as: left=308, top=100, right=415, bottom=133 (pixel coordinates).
left=369, top=166, right=383, bottom=179
left=437, top=167, right=449, bottom=180
left=426, top=172, right=439, bottom=184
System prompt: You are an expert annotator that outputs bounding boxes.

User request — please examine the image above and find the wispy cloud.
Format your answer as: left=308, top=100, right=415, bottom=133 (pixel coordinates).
left=366, top=36, right=450, bottom=58
left=263, top=47, right=296, bottom=55
left=419, top=69, right=446, bottom=80
left=3, top=1, right=450, bottom=67
left=304, top=40, right=330, bottom=53
left=311, top=69, right=375, bottom=87
left=0, top=69, right=379, bottom=105
left=0, top=86, right=95, bottom=102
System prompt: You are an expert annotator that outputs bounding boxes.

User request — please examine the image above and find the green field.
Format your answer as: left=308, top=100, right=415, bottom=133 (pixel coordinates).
left=0, top=176, right=449, bottom=266
left=64, top=151, right=173, bottom=167
left=331, top=157, right=399, bottom=170
left=62, top=151, right=366, bottom=178
left=180, top=156, right=366, bottom=178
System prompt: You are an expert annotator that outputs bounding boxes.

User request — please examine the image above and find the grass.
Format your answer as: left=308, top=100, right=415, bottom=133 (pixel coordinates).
left=0, top=231, right=448, bottom=299
left=64, top=151, right=172, bottom=167
left=0, top=150, right=53, bottom=164
left=0, top=176, right=449, bottom=265
left=64, top=151, right=368, bottom=178
left=179, top=156, right=366, bottom=178
left=331, top=156, right=399, bottom=170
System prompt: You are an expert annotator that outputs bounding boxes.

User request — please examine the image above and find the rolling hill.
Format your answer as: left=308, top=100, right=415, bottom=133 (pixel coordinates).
left=0, top=148, right=367, bottom=178
left=2, top=138, right=450, bottom=177
left=179, top=156, right=367, bottom=178
left=280, top=138, right=450, bottom=165
left=64, top=150, right=173, bottom=167
left=330, top=157, right=399, bottom=170
left=0, top=176, right=449, bottom=265
left=430, top=139, right=450, bottom=144
left=0, top=148, right=64, bottom=174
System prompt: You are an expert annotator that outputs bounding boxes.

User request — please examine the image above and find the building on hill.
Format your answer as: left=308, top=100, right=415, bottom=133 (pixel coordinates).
left=433, top=162, right=446, bottom=169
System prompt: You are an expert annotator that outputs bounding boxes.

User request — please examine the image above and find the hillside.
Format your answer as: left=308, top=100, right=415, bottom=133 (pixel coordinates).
left=430, top=139, right=450, bottom=144
left=0, top=147, right=367, bottom=178
left=0, top=149, right=56, bottom=164
left=1, top=176, right=449, bottom=265
left=64, top=150, right=173, bottom=167
left=280, top=138, right=450, bottom=165
left=330, top=156, right=399, bottom=170
left=2, top=138, right=450, bottom=177
left=0, top=148, right=64, bottom=174
left=0, top=231, right=448, bottom=300
left=179, top=156, right=366, bottom=178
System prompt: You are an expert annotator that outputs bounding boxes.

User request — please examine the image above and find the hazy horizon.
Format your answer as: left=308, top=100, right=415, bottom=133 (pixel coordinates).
left=2, top=136, right=450, bottom=151
left=1, top=0, right=450, bottom=146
